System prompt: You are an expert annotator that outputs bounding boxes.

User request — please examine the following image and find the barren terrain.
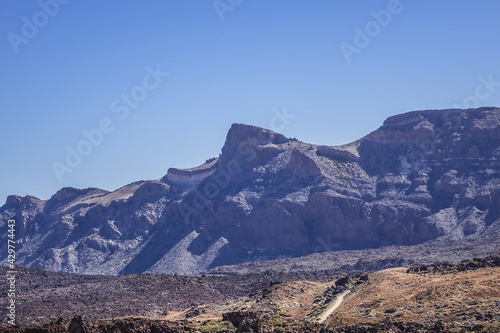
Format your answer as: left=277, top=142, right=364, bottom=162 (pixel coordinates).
left=1, top=254, right=499, bottom=332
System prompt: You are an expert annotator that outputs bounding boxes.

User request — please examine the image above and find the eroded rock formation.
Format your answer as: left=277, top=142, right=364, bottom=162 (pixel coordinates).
left=1, top=107, right=500, bottom=274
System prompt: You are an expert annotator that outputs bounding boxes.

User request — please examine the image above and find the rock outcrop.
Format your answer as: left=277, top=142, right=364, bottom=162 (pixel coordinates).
left=1, top=107, right=500, bottom=274
left=164, top=158, right=219, bottom=191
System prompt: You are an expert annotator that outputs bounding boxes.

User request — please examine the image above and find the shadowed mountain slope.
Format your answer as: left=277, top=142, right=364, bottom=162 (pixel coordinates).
left=2, top=107, right=500, bottom=275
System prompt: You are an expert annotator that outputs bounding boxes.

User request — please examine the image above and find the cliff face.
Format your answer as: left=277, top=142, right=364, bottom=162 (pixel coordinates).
left=164, top=158, right=219, bottom=190
left=1, top=107, right=500, bottom=275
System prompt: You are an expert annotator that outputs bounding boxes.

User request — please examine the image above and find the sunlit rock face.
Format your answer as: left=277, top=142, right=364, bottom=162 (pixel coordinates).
left=2, top=107, right=500, bottom=275
left=165, top=158, right=219, bottom=191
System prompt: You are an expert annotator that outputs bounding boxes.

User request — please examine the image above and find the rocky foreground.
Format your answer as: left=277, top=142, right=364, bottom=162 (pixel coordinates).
left=1, top=254, right=499, bottom=332
left=2, top=315, right=496, bottom=333
left=2, top=107, right=500, bottom=275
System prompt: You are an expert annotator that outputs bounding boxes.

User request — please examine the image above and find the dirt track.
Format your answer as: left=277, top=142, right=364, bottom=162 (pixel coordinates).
left=318, top=290, right=351, bottom=323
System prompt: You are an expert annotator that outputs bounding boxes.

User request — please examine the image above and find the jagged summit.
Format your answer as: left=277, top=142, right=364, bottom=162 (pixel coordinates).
left=218, top=123, right=290, bottom=168
left=223, top=123, right=289, bottom=146
left=3, top=194, right=43, bottom=210
left=2, top=108, right=500, bottom=275
left=160, top=124, right=290, bottom=192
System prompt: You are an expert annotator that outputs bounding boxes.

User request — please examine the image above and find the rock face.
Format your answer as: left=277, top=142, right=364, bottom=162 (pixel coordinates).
left=1, top=107, right=500, bottom=275
left=164, top=157, right=219, bottom=191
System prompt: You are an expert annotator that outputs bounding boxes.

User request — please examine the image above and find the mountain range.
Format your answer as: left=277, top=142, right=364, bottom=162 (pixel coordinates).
left=1, top=107, right=500, bottom=275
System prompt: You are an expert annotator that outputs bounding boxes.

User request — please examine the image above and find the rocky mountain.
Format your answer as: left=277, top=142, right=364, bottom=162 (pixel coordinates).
left=1, top=107, right=500, bottom=275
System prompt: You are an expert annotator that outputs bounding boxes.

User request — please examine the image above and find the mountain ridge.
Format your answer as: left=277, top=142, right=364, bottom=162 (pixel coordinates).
left=2, top=107, right=500, bottom=275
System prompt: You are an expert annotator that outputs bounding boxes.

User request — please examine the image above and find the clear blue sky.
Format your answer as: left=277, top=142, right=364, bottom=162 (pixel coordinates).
left=1, top=0, right=500, bottom=203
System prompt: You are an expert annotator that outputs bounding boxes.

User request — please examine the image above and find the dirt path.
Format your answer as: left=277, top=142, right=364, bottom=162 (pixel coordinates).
left=318, top=290, right=351, bottom=324
left=162, top=310, right=186, bottom=321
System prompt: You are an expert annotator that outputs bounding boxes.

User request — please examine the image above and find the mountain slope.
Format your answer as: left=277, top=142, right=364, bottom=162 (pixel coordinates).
left=1, top=107, right=500, bottom=275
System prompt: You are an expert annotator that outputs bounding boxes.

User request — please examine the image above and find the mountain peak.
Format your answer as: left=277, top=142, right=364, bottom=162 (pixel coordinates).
left=3, top=108, right=500, bottom=275
left=2, top=194, right=36, bottom=209
left=225, top=123, right=289, bottom=144
left=382, top=107, right=499, bottom=127
left=219, top=123, right=290, bottom=168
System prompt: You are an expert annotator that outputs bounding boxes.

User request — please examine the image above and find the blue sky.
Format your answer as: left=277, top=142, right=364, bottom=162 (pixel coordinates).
left=1, top=0, right=500, bottom=203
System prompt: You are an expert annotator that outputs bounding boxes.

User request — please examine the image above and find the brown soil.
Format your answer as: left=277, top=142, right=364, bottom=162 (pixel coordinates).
left=330, top=266, right=500, bottom=327
left=1, top=255, right=500, bottom=332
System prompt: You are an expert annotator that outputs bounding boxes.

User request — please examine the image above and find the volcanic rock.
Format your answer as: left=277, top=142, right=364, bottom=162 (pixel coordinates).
left=2, top=108, right=500, bottom=274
